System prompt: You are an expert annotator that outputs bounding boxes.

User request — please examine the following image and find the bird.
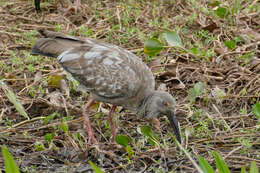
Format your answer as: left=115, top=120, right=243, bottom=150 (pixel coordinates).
left=31, top=29, right=181, bottom=144
left=34, top=0, right=81, bottom=13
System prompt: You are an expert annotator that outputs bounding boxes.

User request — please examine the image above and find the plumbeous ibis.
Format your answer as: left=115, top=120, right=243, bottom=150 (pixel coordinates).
left=31, top=30, right=181, bottom=144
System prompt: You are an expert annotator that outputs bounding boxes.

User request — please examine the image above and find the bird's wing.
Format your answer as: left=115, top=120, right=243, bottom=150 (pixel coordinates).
left=31, top=30, right=155, bottom=100
left=58, top=44, right=145, bottom=99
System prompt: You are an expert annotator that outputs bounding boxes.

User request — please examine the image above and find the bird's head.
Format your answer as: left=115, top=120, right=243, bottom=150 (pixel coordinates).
left=143, top=91, right=181, bottom=143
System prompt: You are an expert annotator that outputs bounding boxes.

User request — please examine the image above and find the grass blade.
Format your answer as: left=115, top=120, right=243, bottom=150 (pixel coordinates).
left=1, top=145, right=20, bottom=173
left=172, top=135, right=204, bottom=173
left=252, top=102, right=260, bottom=120
left=241, top=165, right=248, bottom=173
left=0, top=80, right=30, bottom=120
left=89, top=161, right=104, bottom=173
left=214, top=151, right=230, bottom=173
left=249, top=161, right=258, bottom=173
left=198, top=155, right=214, bottom=173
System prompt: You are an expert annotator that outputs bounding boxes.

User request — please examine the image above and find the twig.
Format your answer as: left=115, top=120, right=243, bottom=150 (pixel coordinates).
left=0, top=116, right=46, bottom=134
left=223, top=146, right=243, bottom=160
left=212, top=104, right=231, bottom=131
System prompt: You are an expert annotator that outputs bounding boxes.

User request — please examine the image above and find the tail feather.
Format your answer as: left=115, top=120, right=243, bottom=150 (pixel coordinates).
left=31, top=30, right=84, bottom=58
left=31, top=38, right=61, bottom=58
left=38, top=29, right=84, bottom=43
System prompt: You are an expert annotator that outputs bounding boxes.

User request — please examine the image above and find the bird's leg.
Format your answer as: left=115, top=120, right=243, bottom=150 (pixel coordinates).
left=34, top=0, right=41, bottom=12
left=83, top=98, right=98, bottom=144
left=108, top=106, right=117, bottom=143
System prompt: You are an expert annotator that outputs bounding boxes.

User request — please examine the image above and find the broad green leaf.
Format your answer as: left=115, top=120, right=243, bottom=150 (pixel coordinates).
left=194, top=82, right=205, bottom=96
left=164, top=31, right=182, bottom=47
left=190, top=47, right=198, bottom=55
left=198, top=155, right=214, bottom=173
left=249, top=161, right=258, bottom=173
left=89, top=161, right=104, bottom=173
left=215, top=7, right=228, bottom=18
left=214, top=152, right=230, bottom=173
left=0, top=80, right=29, bottom=120
left=224, top=40, right=236, bottom=50
left=252, top=102, right=260, bottom=119
left=140, top=125, right=153, bottom=138
left=48, top=75, right=63, bottom=87
left=234, top=36, right=242, bottom=43
left=140, top=125, right=159, bottom=146
left=1, top=145, right=20, bottom=173
left=144, top=38, right=163, bottom=56
left=188, top=82, right=205, bottom=103
left=115, top=135, right=132, bottom=147
left=188, top=88, right=197, bottom=103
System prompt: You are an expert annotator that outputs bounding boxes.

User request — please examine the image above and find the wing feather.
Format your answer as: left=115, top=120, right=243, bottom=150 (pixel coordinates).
left=58, top=44, right=144, bottom=99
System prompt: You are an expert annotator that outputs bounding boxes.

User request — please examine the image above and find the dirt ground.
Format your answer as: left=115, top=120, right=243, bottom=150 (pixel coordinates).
left=0, top=0, right=259, bottom=172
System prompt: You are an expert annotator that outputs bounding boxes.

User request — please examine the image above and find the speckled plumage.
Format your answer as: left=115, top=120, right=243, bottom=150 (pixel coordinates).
left=32, top=30, right=154, bottom=113
left=32, top=30, right=181, bottom=143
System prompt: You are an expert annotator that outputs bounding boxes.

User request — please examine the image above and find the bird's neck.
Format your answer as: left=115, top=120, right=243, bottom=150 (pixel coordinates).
left=136, top=92, right=155, bottom=117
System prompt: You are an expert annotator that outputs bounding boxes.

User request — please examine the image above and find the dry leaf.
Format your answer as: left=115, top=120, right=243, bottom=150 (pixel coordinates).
left=46, top=91, right=64, bottom=107
left=165, top=77, right=185, bottom=89
left=48, top=75, right=64, bottom=87
left=249, top=57, right=260, bottom=71
left=214, top=47, right=226, bottom=55
left=34, top=71, right=42, bottom=84
left=202, top=22, right=218, bottom=32
left=147, top=59, right=162, bottom=73
left=151, top=117, right=160, bottom=130
left=90, top=102, right=100, bottom=111
left=165, top=63, right=177, bottom=77
left=59, top=79, right=70, bottom=97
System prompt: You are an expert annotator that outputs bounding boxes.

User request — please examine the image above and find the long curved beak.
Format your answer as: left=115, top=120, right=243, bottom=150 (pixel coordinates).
left=167, top=110, right=181, bottom=143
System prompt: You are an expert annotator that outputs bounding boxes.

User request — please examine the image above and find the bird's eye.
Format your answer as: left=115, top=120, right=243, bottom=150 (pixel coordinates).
left=163, top=101, right=169, bottom=106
